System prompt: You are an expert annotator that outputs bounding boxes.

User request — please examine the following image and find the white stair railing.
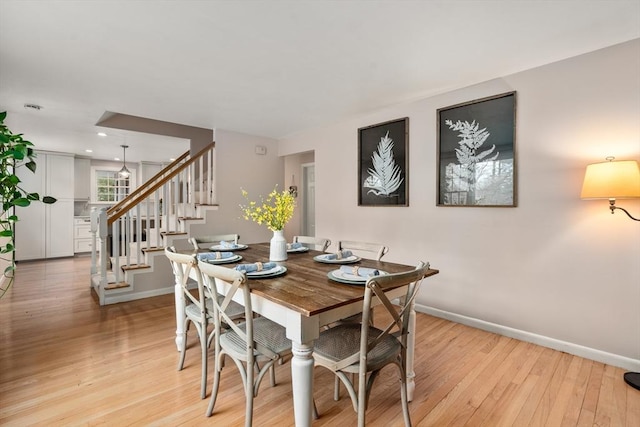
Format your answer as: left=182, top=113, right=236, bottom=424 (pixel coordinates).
left=90, top=143, right=216, bottom=304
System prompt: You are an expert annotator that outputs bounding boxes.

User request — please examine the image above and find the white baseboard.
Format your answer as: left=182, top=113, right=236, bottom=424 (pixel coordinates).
left=103, top=286, right=175, bottom=305
left=415, top=303, right=640, bottom=372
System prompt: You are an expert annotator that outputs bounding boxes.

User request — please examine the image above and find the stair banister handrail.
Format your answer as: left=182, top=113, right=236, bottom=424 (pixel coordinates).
left=107, top=149, right=191, bottom=216
left=107, top=142, right=215, bottom=225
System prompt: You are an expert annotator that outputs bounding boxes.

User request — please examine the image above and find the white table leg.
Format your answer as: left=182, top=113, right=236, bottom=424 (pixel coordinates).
left=291, top=341, right=314, bottom=427
left=406, top=299, right=417, bottom=401
left=174, top=281, right=185, bottom=351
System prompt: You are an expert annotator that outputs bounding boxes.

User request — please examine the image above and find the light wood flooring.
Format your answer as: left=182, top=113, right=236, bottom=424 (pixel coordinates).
left=0, top=256, right=638, bottom=426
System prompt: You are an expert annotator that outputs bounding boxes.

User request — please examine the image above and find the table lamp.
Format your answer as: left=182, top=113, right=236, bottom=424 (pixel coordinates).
left=581, top=156, right=640, bottom=390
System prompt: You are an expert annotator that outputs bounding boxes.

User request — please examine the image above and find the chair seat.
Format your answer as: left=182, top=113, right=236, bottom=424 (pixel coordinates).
left=221, top=317, right=292, bottom=356
left=314, top=323, right=400, bottom=372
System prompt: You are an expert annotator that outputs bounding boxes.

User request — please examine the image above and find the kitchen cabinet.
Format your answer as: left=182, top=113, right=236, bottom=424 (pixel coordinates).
left=15, top=152, right=75, bottom=261
left=74, top=157, right=91, bottom=200
left=139, top=161, right=162, bottom=183
left=74, top=217, right=92, bottom=253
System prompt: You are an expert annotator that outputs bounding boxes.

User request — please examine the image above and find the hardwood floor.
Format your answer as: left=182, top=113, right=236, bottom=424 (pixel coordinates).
left=1, top=256, right=638, bottom=426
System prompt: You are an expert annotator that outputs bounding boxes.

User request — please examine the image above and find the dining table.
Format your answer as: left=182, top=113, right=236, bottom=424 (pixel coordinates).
left=174, top=242, right=439, bottom=427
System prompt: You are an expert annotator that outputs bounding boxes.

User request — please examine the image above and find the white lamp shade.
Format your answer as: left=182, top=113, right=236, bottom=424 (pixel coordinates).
left=581, top=159, right=640, bottom=199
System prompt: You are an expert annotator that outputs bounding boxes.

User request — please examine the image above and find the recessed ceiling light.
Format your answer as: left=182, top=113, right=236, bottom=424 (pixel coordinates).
left=114, top=157, right=120, bottom=161
left=97, top=132, right=107, bottom=137
left=85, top=149, right=93, bottom=153
left=169, top=158, right=176, bottom=161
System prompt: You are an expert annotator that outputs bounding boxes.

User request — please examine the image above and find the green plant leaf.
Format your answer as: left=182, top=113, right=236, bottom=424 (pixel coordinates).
left=0, top=111, right=6, bottom=121
left=27, top=192, right=40, bottom=201
left=25, top=161, right=36, bottom=173
left=12, top=198, right=30, bottom=207
left=42, top=196, right=57, bottom=204
left=0, top=230, right=13, bottom=237
left=11, top=149, right=24, bottom=160
left=7, top=215, right=18, bottom=221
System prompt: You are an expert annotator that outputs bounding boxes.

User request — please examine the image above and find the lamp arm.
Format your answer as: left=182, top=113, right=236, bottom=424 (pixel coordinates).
left=609, top=201, right=640, bottom=221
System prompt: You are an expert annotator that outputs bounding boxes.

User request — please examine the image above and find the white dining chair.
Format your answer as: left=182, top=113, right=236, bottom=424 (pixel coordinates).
left=164, top=247, right=244, bottom=399
left=336, top=240, right=389, bottom=261
left=189, top=234, right=240, bottom=250
left=312, top=262, right=429, bottom=427
left=293, top=235, right=331, bottom=252
left=331, top=239, right=390, bottom=399
left=200, top=261, right=292, bottom=427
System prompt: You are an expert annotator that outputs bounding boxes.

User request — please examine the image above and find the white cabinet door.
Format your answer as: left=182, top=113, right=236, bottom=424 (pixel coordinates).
left=14, top=152, right=75, bottom=260
left=74, top=158, right=91, bottom=199
left=139, top=162, right=162, bottom=183
left=47, top=154, right=74, bottom=199
left=14, top=202, right=46, bottom=261
left=14, top=154, right=46, bottom=261
left=46, top=200, right=74, bottom=258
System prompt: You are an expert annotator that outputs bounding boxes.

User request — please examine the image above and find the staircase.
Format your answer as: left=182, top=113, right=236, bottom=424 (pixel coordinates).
left=89, top=143, right=216, bottom=305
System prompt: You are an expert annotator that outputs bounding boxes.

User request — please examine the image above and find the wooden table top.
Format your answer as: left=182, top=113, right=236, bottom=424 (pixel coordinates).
left=193, top=242, right=439, bottom=317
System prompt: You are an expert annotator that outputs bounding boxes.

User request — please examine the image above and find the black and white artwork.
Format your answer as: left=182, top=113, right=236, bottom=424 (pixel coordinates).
left=437, top=92, right=516, bottom=207
left=358, top=118, right=408, bottom=206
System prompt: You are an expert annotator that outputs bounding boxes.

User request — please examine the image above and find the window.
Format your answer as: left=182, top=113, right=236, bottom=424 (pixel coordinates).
left=91, top=167, right=137, bottom=203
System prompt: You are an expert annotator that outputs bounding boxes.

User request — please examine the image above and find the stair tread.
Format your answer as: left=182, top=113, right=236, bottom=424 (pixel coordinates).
left=121, top=264, right=151, bottom=271
left=141, top=247, right=165, bottom=253
left=104, top=281, right=130, bottom=290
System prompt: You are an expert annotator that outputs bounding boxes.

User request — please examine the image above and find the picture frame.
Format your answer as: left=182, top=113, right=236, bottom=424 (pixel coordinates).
left=358, top=117, right=409, bottom=206
left=437, top=91, right=517, bottom=207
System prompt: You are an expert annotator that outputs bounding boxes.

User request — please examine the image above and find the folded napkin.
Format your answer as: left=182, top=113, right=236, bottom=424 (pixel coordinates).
left=339, top=265, right=380, bottom=277
left=323, top=250, right=353, bottom=260
left=287, top=242, right=304, bottom=250
left=218, top=240, right=237, bottom=248
left=235, top=262, right=277, bottom=273
left=198, top=252, right=235, bottom=261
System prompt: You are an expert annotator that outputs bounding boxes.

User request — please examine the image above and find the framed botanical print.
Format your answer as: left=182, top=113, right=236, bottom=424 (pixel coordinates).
left=358, top=117, right=409, bottom=206
left=437, top=91, right=517, bottom=207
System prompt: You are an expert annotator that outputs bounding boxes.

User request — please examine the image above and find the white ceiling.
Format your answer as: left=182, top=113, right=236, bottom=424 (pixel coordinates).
left=1, top=0, right=639, bottom=163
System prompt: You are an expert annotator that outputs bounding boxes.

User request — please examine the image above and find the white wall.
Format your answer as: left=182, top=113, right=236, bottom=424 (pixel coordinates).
left=187, top=129, right=284, bottom=244
left=279, top=39, right=640, bottom=369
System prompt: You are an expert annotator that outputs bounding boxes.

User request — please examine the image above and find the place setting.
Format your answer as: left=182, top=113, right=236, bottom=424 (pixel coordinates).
left=235, top=261, right=287, bottom=279
left=197, top=251, right=242, bottom=265
left=327, top=265, right=388, bottom=285
left=209, top=240, right=248, bottom=251
left=313, top=249, right=361, bottom=264
left=286, top=242, right=309, bottom=253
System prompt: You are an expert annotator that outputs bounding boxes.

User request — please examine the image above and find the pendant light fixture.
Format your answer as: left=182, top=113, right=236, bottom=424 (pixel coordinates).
left=119, top=144, right=131, bottom=178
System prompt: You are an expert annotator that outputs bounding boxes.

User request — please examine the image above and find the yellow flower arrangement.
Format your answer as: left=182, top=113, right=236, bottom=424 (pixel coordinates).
left=240, top=186, right=296, bottom=231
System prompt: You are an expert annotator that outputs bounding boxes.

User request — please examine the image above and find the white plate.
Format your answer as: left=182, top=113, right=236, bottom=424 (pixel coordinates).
left=287, top=246, right=309, bottom=253
left=327, top=269, right=388, bottom=284
left=246, top=265, right=287, bottom=278
left=209, top=243, right=248, bottom=251
left=199, top=254, right=242, bottom=265
left=313, top=254, right=361, bottom=264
